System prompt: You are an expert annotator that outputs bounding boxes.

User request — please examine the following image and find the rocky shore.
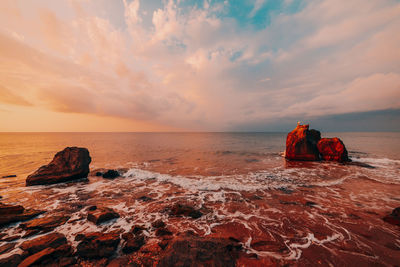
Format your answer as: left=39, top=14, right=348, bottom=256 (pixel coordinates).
left=1, top=138, right=399, bottom=266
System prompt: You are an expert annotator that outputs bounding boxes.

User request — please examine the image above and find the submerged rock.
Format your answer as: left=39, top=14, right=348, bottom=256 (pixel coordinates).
left=169, top=203, right=203, bottom=219
left=19, top=215, right=70, bottom=232
left=317, top=137, right=350, bottom=162
left=26, top=147, right=91, bottom=186
left=0, top=203, right=44, bottom=228
left=87, top=207, right=120, bottom=225
left=158, top=235, right=242, bottom=267
left=76, top=232, right=120, bottom=259
left=102, top=170, right=120, bottom=179
left=383, top=207, right=400, bottom=226
left=285, top=124, right=321, bottom=161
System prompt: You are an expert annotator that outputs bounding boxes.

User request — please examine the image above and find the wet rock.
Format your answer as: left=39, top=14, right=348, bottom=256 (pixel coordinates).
left=158, top=236, right=242, bottom=267
left=0, top=254, right=22, bottom=267
left=88, top=205, right=97, bottom=211
left=0, top=203, right=44, bottom=228
left=169, top=203, right=203, bottom=219
left=2, top=235, right=20, bottom=242
left=26, top=147, right=91, bottom=186
left=95, top=172, right=103, bottom=176
left=285, top=124, right=321, bottom=161
left=20, top=215, right=70, bottom=231
left=122, top=233, right=145, bottom=254
left=87, top=207, right=120, bottom=225
left=0, top=242, right=15, bottom=255
left=76, top=232, right=120, bottom=259
left=151, top=219, right=166, bottom=229
left=130, top=225, right=146, bottom=234
left=155, top=228, right=173, bottom=237
left=22, top=230, right=41, bottom=239
left=17, top=244, right=72, bottom=267
left=158, top=239, right=170, bottom=250
left=2, top=175, right=17, bottom=178
left=0, top=203, right=24, bottom=215
left=317, top=137, right=350, bottom=162
left=102, top=170, right=120, bottom=179
left=106, top=256, right=138, bottom=267
left=137, top=196, right=153, bottom=202
left=383, top=207, right=400, bottom=226
left=20, top=232, right=67, bottom=255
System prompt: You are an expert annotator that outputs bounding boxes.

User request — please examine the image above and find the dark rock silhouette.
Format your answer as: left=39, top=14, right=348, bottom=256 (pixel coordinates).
left=26, top=147, right=91, bottom=186
left=102, top=169, right=120, bottom=179
left=383, top=207, right=400, bottom=226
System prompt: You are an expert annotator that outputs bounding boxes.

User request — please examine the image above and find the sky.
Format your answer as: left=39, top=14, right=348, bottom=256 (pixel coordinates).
left=0, top=0, right=399, bottom=132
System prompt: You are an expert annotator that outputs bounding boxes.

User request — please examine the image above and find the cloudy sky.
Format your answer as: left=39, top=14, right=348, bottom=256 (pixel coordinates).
left=0, top=0, right=399, bottom=132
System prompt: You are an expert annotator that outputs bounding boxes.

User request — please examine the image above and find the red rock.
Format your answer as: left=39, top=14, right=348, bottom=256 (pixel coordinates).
left=383, top=207, right=400, bottom=226
left=0, top=203, right=24, bottom=215
left=285, top=124, right=321, bottom=161
left=0, top=242, right=15, bottom=255
left=20, top=215, right=70, bottom=231
left=17, top=244, right=72, bottom=267
left=76, top=232, right=120, bottom=259
left=26, top=147, right=91, bottom=186
left=0, top=208, right=44, bottom=228
left=158, top=236, right=242, bottom=267
left=122, top=233, right=145, bottom=254
left=169, top=203, right=203, bottom=219
left=317, top=137, right=349, bottom=162
left=20, top=232, right=67, bottom=255
left=151, top=219, right=166, bottom=228
left=87, top=207, right=119, bottom=225
left=0, top=254, right=22, bottom=267
left=155, top=227, right=173, bottom=237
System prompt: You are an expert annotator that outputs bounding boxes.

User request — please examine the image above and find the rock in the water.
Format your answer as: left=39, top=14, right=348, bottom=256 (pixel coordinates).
left=87, top=207, right=120, bottom=225
left=0, top=254, right=22, bottom=267
left=95, top=172, right=103, bottom=176
left=122, top=233, right=145, bottom=254
left=0, top=203, right=44, bottom=228
left=383, top=207, right=400, bottom=226
left=317, top=137, right=349, bottom=162
left=20, top=215, right=70, bottom=231
left=158, top=236, right=242, bottom=267
left=285, top=124, right=321, bottom=161
left=0, top=242, right=15, bottom=255
left=76, top=232, right=120, bottom=259
left=2, top=175, right=17, bottom=178
left=102, top=170, right=120, bottom=179
left=20, top=232, right=67, bottom=255
left=26, top=147, right=91, bottom=186
left=169, top=203, right=203, bottom=219
left=152, top=219, right=166, bottom=228
left=17, top=244, right=72, bottom=267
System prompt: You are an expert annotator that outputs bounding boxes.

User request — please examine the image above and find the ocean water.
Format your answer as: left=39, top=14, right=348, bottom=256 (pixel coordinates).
left=0, top=132, right=400, bottom=265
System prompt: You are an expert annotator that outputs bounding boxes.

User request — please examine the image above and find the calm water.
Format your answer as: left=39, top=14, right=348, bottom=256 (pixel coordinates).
left=0, top=132, right=400, bottom=265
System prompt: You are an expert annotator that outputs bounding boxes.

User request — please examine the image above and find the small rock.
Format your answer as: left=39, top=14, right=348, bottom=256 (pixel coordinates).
left=0, top=242, right=15, bottom=255
left=2, top=235, right=21, bottom=242
left=151, top=219, right=166, bottom=228
left=0, top=203, right=44, bottom=228
left=1, top=175, right=17, bottom=178
left=19, top=215, right=70, bottom=231
left=95, top=172, right=103, bottom=176
left=76, top=232, right=120, bottom=259
left=87, top=207, right=119, bottom=225
left=169, top=203, right=203, bottom=219
left=102, top=170, right=120, bottom=179
left=0, top=203, right=24, bottom=215
left=155, top=227, right=173, bottom=237
left=138, top=196, right=153, bottom=202
left=122, top=234, right=145, bottom=254
left=383, top=207, right=400, bottom=226
left=20, top=232, right=67, bottom=255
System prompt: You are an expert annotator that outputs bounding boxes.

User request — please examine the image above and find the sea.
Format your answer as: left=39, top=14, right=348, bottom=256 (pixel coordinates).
left=0, top=132, right=399, bottom=265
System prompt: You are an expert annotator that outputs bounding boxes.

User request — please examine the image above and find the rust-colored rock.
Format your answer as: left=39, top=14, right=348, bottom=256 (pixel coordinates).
left=20, top=232, right=67, bottom=255
left=26, top=147, right=91, bottom=186
left=317, top=137, right=349, bottom=162
left=383, top=207, right=400, bottom=226
left=87, top=207, right=119, bottom=225
left=19, top=215, right=70, bottom=231
left=0, top=203, right=44, bottom=228
left=122, top=233, right=145, bottom=254
left=0, top=254, right=22, bottom=267
left=158, top=236, right=242, bottom=267
left=169, top=203, right=203, bottom=219
left=285, top=124, right=321, bottom=161
left=76, top=232, right=120, bottom=259
left=151, top=219, right=166, bottom=228
left=17, top=244, right=72, bottom=267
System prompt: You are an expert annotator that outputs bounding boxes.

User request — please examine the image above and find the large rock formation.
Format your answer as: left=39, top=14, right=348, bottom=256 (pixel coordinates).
left=26, top=147, right=91, bottom=186
left=317, top=137, right=349, bottom=162
left=285, top=124, right=321, bottom=161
